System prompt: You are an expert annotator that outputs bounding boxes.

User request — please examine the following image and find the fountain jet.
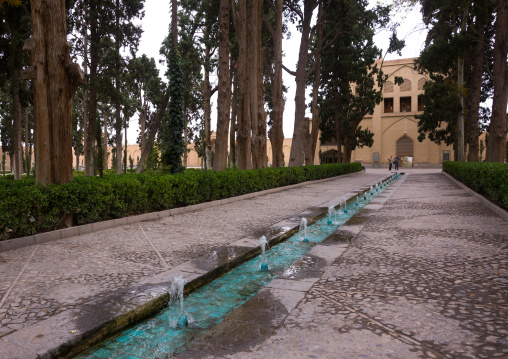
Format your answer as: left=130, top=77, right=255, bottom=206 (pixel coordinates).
left=169, top=275, right=190, bottom=328
left=259, top=236, right=269, bottom=271
left=299, top=218, right=309, bottom=242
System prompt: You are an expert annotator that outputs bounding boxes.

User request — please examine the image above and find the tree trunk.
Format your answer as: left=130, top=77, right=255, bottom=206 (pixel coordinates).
left=334, top=98, right=343, bottom=163
left=86, top=5, right=99, bottom=176
left=268, top=99, right=284, bottom=167
left=82, top=16, right=89, bottom=173
left=343, top=135, right=353, bottom=163
left=303, top=117, right=312, bottom=165
left=457, top=55, right=465, bottom=162
left=213, top=0, right=231, bottom=171
left=230, top=65, right=238, bottom=167
left=183, top=111, right=188, bottom=168
left=456, top=9, right=467, bottom=162
left=115, top=110, right=122, bottom=173
left=136, top=88, right=170, bottom=172
left=203, top=39, right=212, bottom=170
left=30, top=0, right=83, bottom=185
left=104, top=112, right=109, bottom=169
left=268, top=0, right=284, bottom=168
left=289, top=2, right=315, bottom=167
left=486, top=0, right=508, bottom=162
left=310, top=3, right=323, bottom=165
left=75, top=146, right=80, bottom=171
left=95, top=107, right=103, bottom=177
left=466, top=26, right=485, bottom=162
left=124, top=125, right=127, bottom=173
left=115, top=0, right=122, bottom=174
left=140, top=98, right=146, bottom=150
left=234, top=0, right=252, bottom=170
left=250, top=0, right=266, bottom=169
left=12, top=76, right=22, bottom=179
left=24, top=106, right=31, bottom=175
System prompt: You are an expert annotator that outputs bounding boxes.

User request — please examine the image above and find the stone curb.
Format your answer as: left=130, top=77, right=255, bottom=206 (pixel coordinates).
left=441, top=171, right=508, bottom=223
left=0, top=172, right=363, bottom=254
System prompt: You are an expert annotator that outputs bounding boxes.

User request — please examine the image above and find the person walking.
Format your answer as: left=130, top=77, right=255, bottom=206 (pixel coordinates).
left=394, top=155, right=399, bottom=170
left=388, top=156, right=393, bottom=171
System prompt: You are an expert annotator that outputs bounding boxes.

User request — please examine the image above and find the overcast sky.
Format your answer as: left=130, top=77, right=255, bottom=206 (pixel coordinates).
left=128, top=1, right=427, bottom=144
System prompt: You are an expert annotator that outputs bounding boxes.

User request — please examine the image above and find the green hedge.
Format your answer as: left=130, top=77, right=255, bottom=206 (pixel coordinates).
left=0, top=162, right=361, bottom=240
left=443, top=161, right=508, bottom=211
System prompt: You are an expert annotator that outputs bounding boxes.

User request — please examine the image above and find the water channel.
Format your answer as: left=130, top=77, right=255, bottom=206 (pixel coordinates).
left=77, top=174, right=401, bottom=358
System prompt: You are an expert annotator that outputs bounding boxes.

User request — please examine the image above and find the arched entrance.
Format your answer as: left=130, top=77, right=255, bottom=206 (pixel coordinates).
left=320, top=149, right=338, bottom=164
left=396, top=135, right=414, bottom=167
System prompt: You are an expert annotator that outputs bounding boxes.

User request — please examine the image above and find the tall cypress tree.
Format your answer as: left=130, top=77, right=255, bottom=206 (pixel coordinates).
left=415, top=0, right=495, bottom=162
left=0, top=2, right=31, bottom=179
left=161, top=48, right=185, bottom=173
left=318, top=0, right=402, bottom=163
left=160, top=2, right=186, bottom=173
left=70, top=0, right=144, bottom=176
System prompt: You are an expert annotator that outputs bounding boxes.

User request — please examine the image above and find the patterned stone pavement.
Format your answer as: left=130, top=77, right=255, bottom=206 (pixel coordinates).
left=0, top=169, right=390, bottom=358
left=177, top=171, right=508, bottom=359
left=1, top=169, right=507, bottom=358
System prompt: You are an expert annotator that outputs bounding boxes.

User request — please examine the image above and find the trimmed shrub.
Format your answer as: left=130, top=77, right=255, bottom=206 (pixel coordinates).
left=443, top=161, right=508, bottom=211
left=0, top=162, right=361, bottom=240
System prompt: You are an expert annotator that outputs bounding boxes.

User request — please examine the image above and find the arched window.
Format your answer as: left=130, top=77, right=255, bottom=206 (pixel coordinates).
left=400, top=78, right=411, bottom=92
left=418, top=78, right=427, bottom=90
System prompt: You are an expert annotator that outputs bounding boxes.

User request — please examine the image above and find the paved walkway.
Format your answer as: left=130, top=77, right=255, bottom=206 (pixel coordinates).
left=177, top=170, right=508, bottom=359
left=1, top=169, right=507, bottom=358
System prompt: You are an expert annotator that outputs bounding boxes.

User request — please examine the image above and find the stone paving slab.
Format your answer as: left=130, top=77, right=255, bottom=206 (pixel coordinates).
left=0, top=170, right=390, bottom=358
left=175, top=170, right=508, bottom=359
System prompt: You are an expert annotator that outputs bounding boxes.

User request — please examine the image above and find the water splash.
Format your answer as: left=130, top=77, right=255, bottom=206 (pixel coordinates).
left=299, top=218, right=309, bottom=242
left=168, top=275, right=192, bottom=328
left=259, top=236, right=269, bottom=271
left=340, top=197, right=348, bottom=214
left=327, top=206, right=336, bottom=224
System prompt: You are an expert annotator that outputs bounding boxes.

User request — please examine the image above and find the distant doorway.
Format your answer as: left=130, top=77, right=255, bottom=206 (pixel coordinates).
left=396, top=135, right=414, bottom=167
left=320, top=149, right=338, bottom=164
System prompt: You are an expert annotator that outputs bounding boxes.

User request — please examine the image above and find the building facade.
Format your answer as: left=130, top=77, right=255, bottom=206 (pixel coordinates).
left=349, top=58, right=454, bottom=167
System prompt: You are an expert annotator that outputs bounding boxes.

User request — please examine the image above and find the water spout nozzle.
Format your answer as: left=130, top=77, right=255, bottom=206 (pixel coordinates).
left=327, top=219, right=332, bottom=225
left=177, top=315, right=189, bottom=328
left=303, top=238, right=309, bottom=242
left=260, top=263, right=269, bottom=271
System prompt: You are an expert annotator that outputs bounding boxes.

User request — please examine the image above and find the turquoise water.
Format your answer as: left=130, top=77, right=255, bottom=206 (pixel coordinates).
left=77, top=175, right=400, bottom=359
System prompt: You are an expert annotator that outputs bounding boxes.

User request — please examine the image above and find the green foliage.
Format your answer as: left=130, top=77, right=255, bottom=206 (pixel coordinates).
left=443, top=161, right=508, bottom=210
left=161, top=48, right=186, bottom=173
left=129, top=154, right=134, bottom=171
left=415, top=76, right=462, bottom=145
left=0, top=163, right=361, bottom=240
left=318, top=0, right=402, bottom=158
